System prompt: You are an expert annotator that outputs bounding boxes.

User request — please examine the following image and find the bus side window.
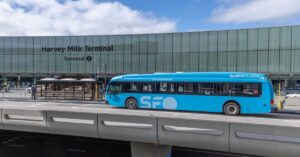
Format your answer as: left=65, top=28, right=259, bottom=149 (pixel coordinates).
left=199, top=83, right=214, bottom=95
left=214, top=83, right=223, bottom=95
left=127, top=82, right=137, bottom=93
left=242, top=83, right=261, bottom=96
left=115, top=83, right=122, bottom=93
left=228, top=83, right=243, bottom=96
left=177, top=83, right=184, bottom=93
left=222, top=83, right=229, bottom=95
left=123, top=82, right=130, bottom=93
left=194, top=83, right=199, bottom=94
left=141, top=83, right=154, bottom=93
left=168, top=83, right=176, bottom=93
left=184, top=83, right=194, bottom=94
left=159, top=82, right=168, bottom=93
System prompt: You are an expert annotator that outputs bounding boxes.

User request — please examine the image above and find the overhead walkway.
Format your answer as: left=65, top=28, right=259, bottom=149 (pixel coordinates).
left=0, top=101, right=299, bottom=157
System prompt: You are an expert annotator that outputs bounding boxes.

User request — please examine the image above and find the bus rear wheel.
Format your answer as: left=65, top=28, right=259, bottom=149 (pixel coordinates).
left=223, top=102, right=240, bottom=116
left=125, top=98, right=138, bottom=110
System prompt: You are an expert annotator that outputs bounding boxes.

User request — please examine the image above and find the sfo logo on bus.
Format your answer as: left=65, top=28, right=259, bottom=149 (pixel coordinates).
left=140, top=96, right=178, bottom=109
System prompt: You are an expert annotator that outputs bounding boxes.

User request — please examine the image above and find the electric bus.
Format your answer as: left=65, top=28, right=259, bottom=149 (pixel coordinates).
left=106, top=72, right=275, bottom=115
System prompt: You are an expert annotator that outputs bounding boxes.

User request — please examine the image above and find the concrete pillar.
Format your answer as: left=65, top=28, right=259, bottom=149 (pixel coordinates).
left=131, top=142, right=171, bottom=157
left=284, top=79, right=288, bottom=88
left=33, top=76, right=37, bottom=85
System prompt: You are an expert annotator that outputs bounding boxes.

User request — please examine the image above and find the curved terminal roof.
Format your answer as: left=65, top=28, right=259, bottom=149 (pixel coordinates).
left=37, top=78, right=96, bottom=83
left=80, top=78, right=96, bottom=82
left=60, top=78, right=77, bottom=81
left=40, top=78, right=58, bottom=81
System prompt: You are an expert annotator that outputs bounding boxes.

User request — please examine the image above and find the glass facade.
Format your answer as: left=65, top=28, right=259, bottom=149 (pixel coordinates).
left=0, top=25, right=300, bottom=78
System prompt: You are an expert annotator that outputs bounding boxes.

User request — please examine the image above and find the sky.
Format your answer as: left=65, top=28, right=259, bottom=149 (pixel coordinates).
left=0, top=0, right=300, bottom=36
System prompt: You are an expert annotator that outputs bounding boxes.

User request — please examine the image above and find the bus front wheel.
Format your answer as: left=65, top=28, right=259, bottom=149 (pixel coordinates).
left=223, top=102, right=240, bottom=116
left=125, top=98, right=138, bottom=110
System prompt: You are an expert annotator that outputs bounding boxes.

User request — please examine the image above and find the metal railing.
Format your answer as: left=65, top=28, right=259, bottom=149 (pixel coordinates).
left=0, top=89, right=31, bottom=99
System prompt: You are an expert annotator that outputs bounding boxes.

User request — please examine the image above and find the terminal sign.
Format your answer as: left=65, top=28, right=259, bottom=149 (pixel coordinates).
left=41, top=45, right=113, bottom=53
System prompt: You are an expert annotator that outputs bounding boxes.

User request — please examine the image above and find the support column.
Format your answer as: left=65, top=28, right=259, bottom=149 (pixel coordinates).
left=284, top=79, right=288, bottom=88
left=131, top=142, right=171, bottom=157
left=17, top=75, right=21, bottom=88
left=33, top=76, right=37, bottom=85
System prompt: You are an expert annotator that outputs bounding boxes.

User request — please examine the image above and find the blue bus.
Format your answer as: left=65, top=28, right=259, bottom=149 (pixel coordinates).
left=106, top=72, right=275, bottom=115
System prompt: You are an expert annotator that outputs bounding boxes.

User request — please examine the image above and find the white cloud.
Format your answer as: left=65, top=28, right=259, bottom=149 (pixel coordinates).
left=0, top=0, right=176, bottom=36
left=210, top=0, right=300, bottom=23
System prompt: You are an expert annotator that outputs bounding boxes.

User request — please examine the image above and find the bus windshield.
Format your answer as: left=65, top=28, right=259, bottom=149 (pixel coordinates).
left=108, top=83, right=122, bottom=94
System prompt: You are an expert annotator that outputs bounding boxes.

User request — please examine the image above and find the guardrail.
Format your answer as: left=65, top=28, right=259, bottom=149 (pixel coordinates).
left=0, top=90, right=31, bottom=99
left=0, top=107, right=299, bottom=157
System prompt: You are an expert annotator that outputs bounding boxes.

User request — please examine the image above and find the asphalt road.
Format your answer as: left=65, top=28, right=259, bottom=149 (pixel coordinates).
left=0, top=100, right=300, bottom=121
left=2, top=89, right=300, bottom=112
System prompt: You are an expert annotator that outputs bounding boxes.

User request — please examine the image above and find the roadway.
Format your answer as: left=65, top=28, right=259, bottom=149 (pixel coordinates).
left=0, top=99, right=300, bottom=120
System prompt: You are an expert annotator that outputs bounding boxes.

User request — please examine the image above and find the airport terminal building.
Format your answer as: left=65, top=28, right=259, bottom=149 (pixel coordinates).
left=1, top=25, right=300, bottom=89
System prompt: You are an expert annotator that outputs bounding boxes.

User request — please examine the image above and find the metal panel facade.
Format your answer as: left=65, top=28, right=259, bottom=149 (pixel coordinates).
left=0, top=25, right=300, bottom=76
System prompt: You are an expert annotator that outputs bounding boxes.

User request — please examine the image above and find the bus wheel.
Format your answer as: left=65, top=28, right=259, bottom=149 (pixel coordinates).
left=223, top=102, right=240, bottom=116
left=125, top=98, right=138, bottom=110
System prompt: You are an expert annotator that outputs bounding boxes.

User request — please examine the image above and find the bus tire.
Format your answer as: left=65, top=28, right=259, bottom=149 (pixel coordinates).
left=223, top=101, right=240, bottom=116
left=125, top=97, right=138, bottom=110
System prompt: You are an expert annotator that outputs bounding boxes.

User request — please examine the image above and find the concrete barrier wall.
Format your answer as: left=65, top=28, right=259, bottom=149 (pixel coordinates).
left=0, top=109, right=2, bottom=129
left=230, top=123, right=300, bottom=157
left=158, top=117, right=229, bottom=152
left=98, top=113, right=158, bottom=144
left=47, top=111, right=98, bottom=137
left=0, top=109, right=47, bottom=133
left=0, top=107, right=300, bottom=156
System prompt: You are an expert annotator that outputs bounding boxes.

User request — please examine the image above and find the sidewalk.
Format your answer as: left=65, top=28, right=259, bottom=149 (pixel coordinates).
left=0, top=97, right=106, bottom=104
left=1, top=89, right=106, bottom=104
left=276, top=97, right=300, bottom=114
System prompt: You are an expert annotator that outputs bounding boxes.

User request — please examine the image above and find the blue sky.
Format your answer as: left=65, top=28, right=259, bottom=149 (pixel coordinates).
left=111, top=0, right=300, bottom=32
left=0, top=0, right=300, bottom=35
left=114, top=0, right=215, bottom=31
